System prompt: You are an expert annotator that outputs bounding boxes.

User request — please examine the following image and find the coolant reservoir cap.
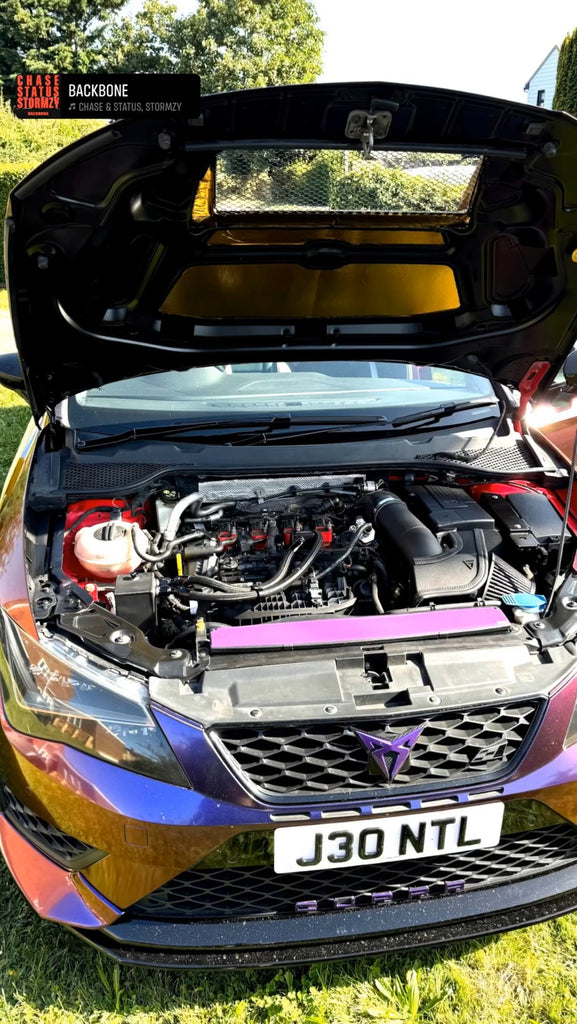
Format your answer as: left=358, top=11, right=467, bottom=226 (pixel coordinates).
left=502, top=593, right=547, bottom=612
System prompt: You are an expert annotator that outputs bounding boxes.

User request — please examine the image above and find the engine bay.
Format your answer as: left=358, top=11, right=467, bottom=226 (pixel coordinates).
left=55, top=473, right=574, bottom=669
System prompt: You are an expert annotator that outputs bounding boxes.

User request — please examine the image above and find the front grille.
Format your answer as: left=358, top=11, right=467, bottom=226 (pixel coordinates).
left=213, top=701, right=541, bottom=797
left=131, top=823, right=577, bottom=922
left=0, top=784, right=103, bottom=870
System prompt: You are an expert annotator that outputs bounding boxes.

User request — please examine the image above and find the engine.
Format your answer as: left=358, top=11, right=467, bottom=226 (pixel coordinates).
left=60, top=474, right=573, bottom=650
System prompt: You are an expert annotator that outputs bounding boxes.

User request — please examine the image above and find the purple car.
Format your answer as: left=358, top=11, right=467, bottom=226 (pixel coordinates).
left=0, top=82, right=576, bottom=967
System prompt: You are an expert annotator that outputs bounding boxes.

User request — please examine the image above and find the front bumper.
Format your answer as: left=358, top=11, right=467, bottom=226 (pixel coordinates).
left=71, top=870, right=577, bottom=968
left=0, top=674, right=576, bottom=967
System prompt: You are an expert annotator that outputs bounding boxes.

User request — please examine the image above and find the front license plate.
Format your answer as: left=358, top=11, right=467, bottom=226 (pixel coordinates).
left=274, top=802, right=504, bottom=873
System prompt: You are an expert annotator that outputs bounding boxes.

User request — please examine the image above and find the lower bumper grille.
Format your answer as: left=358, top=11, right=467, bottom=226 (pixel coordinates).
left=0, top=783, right=103, bottom=870
left=132, top=823, right=577, bottom=923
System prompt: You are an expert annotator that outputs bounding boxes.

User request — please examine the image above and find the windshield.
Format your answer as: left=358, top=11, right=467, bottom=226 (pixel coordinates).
left=66, top=361, right=496, bottom=430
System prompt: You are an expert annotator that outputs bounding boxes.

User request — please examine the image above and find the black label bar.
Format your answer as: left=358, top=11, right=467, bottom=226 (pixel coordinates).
left=15, top=73, right=201, bottom=119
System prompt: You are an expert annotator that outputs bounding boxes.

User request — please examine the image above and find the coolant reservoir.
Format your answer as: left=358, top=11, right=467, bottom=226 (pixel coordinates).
left=74, top=520, right=146, bottom=580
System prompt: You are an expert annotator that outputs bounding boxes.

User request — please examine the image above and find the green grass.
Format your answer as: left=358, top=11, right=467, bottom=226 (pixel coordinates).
left=0, top=381, right=576, bottom=1023
left=0, top=382, right=30, bottom=483
left=0, top=288, right=9, bottom=311
left=0, top=868, right=575, bottom=1024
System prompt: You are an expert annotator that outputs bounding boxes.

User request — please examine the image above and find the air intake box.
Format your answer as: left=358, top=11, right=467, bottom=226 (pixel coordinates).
left=479, top=489, right=570, bottom=553
left=409, top=485, right=496, bottom=531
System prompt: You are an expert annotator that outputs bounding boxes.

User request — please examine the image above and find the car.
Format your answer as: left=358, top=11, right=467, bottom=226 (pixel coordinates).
left=0, top=81, right=576, bottom=969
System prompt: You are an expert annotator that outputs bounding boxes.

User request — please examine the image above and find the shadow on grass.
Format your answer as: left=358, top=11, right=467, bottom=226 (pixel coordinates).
left=0, top=860, right=505, bottom=1020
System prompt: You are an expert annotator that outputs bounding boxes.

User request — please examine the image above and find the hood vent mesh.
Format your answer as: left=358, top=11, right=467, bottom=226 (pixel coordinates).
left=64, top=463, right=168, bottom=492
left=417, top=440, right=541, bottom=472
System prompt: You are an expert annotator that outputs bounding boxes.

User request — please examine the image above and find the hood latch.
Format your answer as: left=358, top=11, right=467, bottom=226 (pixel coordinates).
left=345, top=108, right=393, bottom=158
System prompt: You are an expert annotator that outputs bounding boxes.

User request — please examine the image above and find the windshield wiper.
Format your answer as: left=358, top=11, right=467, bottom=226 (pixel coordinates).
left=233, top=399, right=500, bottom=445
left=77, top=413, right=389, bottom=450
left=76, top=400, right=498, bottom=451
left=390, top=398, right=498, bottom=429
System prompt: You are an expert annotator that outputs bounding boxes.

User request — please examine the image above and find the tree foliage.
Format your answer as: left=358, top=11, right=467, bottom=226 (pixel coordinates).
left=0, top=161, right=36, bottom=280
left=0, top=0, right=324, bottom=101
left=0, top=0, right=125, bottom=102
left=106, top=0, right=324, bottom=90
left=103, top=0, right=179, bottom=75
left=0, top=99, right=104, bottom=162
left=553, top=27, right=577, bottom=116
left=219, top=150, right=470, bottom=214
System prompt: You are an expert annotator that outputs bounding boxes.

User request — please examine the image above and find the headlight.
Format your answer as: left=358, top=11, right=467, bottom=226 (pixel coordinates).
left=0, top=609, right=189, bottom=787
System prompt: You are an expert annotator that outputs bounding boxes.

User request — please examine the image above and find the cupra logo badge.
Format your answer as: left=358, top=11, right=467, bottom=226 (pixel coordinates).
left=354, top=725, right=425, bottom=781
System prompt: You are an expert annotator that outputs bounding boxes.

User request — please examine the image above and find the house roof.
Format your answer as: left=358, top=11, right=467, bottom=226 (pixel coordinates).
left=524, top=45, right=559, bottom=90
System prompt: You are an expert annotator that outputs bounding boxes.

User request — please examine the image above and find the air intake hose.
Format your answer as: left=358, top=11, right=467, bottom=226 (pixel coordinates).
left=365, top=489, right=443, bottom=561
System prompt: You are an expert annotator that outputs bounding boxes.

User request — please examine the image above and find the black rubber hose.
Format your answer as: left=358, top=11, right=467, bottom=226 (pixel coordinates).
left=178, top=536, right=306, bottom=594
left=316, top=522, right=373, bottom=579
left=365, top=489, right=443, bottom=560
left=131, top=526, right=212, bottom=564
left=262, top=531, right=323, bottom=594
left=132, top=525, right=170, bottom=564
left=183, top=533, right=323, bottom=603
left=63, top=503, right=130, bottom=535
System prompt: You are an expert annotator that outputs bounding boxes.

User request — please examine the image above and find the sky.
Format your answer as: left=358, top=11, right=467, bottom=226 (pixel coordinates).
left=313, top=0, right=575, bottom=102
left=147, top=1, right=573, bottom=102
left=165, top=1, right=576, bottom=103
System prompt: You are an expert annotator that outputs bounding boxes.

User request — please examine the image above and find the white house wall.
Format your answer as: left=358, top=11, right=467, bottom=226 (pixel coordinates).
left=526, top=49, right=559, bottom=108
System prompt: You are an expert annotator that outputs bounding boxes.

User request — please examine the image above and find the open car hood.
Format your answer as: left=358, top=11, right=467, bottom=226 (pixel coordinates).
left=5, top=81, right=577, bottom=420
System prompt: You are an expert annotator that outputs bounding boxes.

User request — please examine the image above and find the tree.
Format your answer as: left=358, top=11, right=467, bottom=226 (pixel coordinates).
left=553, top=27, right=577, bottom=116
left=0, top=0, right=125, bottom=103
left=106, top=0, right=324, bottom=90
left=103, top=0, right=179, bottom=75
left=0, top=97, right=104, bottom=162
left=1, top=0, right=324, bottom=103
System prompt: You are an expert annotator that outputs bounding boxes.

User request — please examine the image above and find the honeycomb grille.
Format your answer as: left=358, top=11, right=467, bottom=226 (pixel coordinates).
left=213, top=701, right=541, bottom=798
left=131, top=823, right=577, bottom=921
left=63, top=462, right=168, bottom=492
left=0, top=784, right=103, bottom=869
left=417, top=440, right=540, bottom=472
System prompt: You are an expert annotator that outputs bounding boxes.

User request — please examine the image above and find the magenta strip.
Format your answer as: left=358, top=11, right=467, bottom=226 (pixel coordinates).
left=211, top=607, right=510, bottom=651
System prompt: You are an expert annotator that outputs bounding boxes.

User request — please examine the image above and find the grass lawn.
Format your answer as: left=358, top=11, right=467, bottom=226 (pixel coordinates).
left=0, top=289, right=9, bottom=312
left=0, top=380, right=576, bottom=1023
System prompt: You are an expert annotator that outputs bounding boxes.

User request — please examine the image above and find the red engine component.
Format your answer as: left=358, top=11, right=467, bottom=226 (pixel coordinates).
left=218, top=530, right=238, bottom=548
left=469, top=481, right=577, bottom=537
left=250, top=525, right=267, bottom=550
left=314, top=519, right=333, bottom=546
left=62, top=499, right=146, bottom=587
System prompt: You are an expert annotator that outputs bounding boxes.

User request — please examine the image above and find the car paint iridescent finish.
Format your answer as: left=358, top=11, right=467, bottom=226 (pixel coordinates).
left=0, top=396, right=575, bottom=968
left=0, top=663, right=575, bottom=915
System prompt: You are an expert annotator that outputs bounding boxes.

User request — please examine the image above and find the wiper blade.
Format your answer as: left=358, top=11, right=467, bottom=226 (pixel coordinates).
left=78, top=416, right=293, bottom=450
left=235, top=401, right=499, bottom=445
left=390, top=398, right=498, bottom=429
left=76, top=401, right=497, bottom=451
left=77, top=413, right=388, bottom=450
